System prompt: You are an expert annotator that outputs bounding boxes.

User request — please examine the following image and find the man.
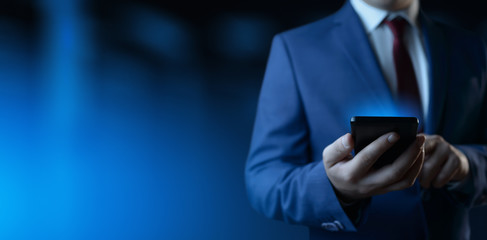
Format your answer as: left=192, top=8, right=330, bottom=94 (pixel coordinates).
left=245, top=0, right=487, bottom=239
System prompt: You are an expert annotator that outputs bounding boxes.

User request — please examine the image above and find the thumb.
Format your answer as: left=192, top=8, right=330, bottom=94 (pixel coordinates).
left=322, top=133, right=354, bottom=168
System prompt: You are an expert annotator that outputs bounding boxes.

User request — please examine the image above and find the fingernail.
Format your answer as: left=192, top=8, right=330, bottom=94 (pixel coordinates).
left=388, top=133, right=399, bottom=143
left=342, top=135, right=350, bottom=149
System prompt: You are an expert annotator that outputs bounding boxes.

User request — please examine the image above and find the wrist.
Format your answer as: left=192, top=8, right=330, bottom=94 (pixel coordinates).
left=332, top=186, right=361, bottom=204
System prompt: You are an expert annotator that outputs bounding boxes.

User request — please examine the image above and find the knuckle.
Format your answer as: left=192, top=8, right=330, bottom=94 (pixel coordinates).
left=432, top=135, right=444, bottom=142
left=439, top=142, right=449, bottom=152
left=391, top=167, right=402, bottom=177
left=333, top=144, right=344, bottom=155
left=323, top=145, right=335, bottom=161
left=342, top=172, right=357, bottom=183
left=359, top=153, right=375, bottom=167
left=447, top=144, right=456, bottom=152
left=322, top=147, right=329, bottom=159
left=422, top=162, right=432, bottom=173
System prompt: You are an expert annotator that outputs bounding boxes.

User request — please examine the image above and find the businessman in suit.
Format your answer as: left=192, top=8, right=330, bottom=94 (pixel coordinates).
left=245, top=0, right=487, bottom=239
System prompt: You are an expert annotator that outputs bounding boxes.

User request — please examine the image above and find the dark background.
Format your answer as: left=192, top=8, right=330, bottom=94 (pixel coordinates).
left=0, top=0, right=486, bottom=239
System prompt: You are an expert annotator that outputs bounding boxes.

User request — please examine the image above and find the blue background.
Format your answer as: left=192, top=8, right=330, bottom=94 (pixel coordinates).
left=0, top=0, right=486, bottom=239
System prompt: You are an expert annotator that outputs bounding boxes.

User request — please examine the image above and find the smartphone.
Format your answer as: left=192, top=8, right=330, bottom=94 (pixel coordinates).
left=350, top=116, right=419, bottom=169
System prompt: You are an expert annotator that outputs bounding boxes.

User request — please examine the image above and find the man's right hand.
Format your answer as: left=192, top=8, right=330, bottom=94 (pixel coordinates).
left=322, top=132, right=425, bottom=202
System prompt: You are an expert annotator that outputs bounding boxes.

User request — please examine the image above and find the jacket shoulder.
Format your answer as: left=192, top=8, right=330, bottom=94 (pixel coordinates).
left=430, top=18, right=486, bottom=52
left=274, top=9, right=343, bottom=47
left=440, top=20, right=486, bottom=69
left=281, top=15, right=336, bottom=38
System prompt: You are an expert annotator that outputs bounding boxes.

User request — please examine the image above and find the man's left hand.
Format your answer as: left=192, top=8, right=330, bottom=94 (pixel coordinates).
left=419, top=134, right=470, bottom=188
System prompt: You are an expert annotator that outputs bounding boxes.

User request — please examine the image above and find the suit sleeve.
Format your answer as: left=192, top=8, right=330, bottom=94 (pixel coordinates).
left=245, top=35, right=359, bottom=231
left=452, top=145, right=487, bottom=206
left=448, top=39, right=487, bottom=207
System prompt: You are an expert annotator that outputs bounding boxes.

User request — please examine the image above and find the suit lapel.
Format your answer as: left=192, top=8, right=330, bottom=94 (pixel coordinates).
left=332, top=1, right=394, bottom=111
left=420, top=13, right=448, bottom=134
left=330, top=1, right=448, bottom=130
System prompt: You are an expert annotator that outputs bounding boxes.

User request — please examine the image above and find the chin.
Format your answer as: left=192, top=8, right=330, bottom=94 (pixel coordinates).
left=363, top=0, right=414, bottom=11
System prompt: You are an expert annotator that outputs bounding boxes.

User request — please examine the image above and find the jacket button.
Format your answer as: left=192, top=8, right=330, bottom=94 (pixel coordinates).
left=333, top=220, right=344, bottom=230
left=321, top=220, right=343, bottom=232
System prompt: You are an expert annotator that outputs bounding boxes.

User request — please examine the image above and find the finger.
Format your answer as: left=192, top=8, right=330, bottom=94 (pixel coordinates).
left=418, top=134, right=429, bottom=155
left=323, top=133, right=354, bottom=168
left=450, top=146, right=470, bottom=181
left=431, top=155, right=460, bottom=188
left=350, top=132, right=400, bottom=176
left=375, top=149, right=424, bottom=194
left=420, top=143, right=449, bottom=188
left=423, top=135, right=447, bottom=156
left=367, top=135, right=425, bottom=187
left=433, top=168, right=459, bottom=189
left=423, top=135, right=435, bottom=155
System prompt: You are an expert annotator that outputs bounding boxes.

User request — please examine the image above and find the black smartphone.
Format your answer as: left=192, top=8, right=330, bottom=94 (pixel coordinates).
left=350, top=116, right=419, bottom=169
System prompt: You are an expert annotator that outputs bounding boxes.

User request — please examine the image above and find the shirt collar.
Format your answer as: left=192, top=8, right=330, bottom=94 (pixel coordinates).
left=350, top=0, right=420, bottom=33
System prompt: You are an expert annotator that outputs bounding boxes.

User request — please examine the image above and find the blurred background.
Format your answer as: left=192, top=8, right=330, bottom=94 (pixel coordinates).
left=0, top=0, right=486, bottom=239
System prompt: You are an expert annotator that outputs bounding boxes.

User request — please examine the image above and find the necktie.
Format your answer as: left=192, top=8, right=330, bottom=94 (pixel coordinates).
left=385, top=18, right=423, bottom=129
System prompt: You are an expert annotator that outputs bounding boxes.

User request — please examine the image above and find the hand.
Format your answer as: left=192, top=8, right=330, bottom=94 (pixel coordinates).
left=419, top=134, right=469, bottom=189
left=322, top=133, right=425, bottom=202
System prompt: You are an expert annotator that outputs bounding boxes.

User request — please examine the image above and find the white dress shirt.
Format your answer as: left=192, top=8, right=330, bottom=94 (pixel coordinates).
left=350, top=0, right=430, bottom=120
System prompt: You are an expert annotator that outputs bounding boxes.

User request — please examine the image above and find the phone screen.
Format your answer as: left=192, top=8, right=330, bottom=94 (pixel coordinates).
left=351, top=116, right=418, bottom=169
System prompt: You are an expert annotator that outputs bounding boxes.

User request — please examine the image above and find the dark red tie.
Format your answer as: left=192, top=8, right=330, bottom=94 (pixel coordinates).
left=385, top=18, right=423, bottom=129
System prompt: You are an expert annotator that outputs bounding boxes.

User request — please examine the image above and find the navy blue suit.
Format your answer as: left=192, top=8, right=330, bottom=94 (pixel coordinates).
left=246, top=1, right=487, bottom=239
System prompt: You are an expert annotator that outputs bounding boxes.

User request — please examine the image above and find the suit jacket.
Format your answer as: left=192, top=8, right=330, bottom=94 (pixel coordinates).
left=245, top=1, right=487, bottom=239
